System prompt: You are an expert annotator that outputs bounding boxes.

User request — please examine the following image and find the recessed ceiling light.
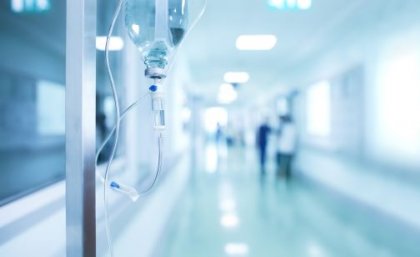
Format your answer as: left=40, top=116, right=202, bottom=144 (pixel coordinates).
left=96, top=36, right=124, bottom=51
left=36, top=0, right=50, bottom=10
left=297, top=0, right=312, bottom=10
left=224, top=72, right=250, bottom=83
left=268, top=0, right=312, bottom=10
left=11, top=0, right=51, bottom=12
left=225, top=243, right=249, bottom=256
left=218, top=83, right=237, bottom=104
left=220, top=213, right=240, bottom=228
left=236, top=35, right=277, bottom=51
left=268, top=0, right=286, bottom=9
left=11, top=0, right=24, bottom=12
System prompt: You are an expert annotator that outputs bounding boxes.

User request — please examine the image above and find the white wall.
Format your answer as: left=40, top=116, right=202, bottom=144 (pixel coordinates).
left=365, top=29, right=420, bottom=171
left=292, top=1, right=420, bottom=171
left=297, top=66, right=365, bottom=158
left=165, top=55, right=192, bottom=154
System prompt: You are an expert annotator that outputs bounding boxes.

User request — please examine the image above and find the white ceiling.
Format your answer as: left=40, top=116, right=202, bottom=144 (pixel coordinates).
left=1, top=0, right=419, bottom=106
left=178, top=0, right=363, bottom=101
left=177, top=0, right=417, bottom=105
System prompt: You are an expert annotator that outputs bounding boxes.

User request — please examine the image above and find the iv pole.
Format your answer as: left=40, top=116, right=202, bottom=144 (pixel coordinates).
left=66, top=0, right=97, bottom=256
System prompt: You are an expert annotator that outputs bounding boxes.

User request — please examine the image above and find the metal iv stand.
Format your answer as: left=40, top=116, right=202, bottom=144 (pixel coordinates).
left=66, top=0, right=97, bottom=256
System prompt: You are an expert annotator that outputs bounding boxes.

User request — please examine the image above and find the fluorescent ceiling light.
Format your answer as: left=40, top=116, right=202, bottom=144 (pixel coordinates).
left=297, top=0, right=312, bottom=9
left=96, top=36, right=124, bottom=51
left=268, top=0, right=286, bottom=9
left=218, top=83, right=238, bottom=104
left=236, top=35, right=277, bottom=51
left=220, top=213, right=240, bottom=228
left=224, top=72, right=250, bottom=84
left=36, top=0, right=50, bottom=10
left=11, top=0, right=24, bottom=12
left=11, top=0, right=50, bottom=12
left=225, top=243, right=249, bottom=256
left=268, top=0, right=312, bottom=10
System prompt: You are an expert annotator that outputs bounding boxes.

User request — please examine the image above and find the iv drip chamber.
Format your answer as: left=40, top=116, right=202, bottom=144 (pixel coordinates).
left=149, top=84, right=166, bottom=130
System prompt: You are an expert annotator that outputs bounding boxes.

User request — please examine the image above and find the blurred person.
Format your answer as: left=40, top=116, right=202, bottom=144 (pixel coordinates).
left=225, top=125, right=235, bottom=147
left=256, top=119, right=271, bottom=174
left=276, top=115, right=297, bottom=179
left=215, top=122, right=223, bottom=144
left=275, top=116, right=283, bottom=176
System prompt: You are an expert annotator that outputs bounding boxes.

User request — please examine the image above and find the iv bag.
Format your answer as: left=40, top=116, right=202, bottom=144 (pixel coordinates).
left=125, top=0, right=205, bottom=72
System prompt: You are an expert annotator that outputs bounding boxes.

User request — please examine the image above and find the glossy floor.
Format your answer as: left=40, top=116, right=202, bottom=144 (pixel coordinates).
left=155, top=145, right=420, bottom=257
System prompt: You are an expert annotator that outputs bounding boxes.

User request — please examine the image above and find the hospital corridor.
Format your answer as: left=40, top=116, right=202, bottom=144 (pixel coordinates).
left=1, top=0, right=420, bottom=257
left=155, top=145, right=420, bottom=257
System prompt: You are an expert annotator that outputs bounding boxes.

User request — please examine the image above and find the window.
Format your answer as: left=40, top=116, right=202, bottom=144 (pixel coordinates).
left=0, top=2, right=65, bottom=205
left=306, top=80, right=331, bottom=137
left=370, top=51, right=420, bottom=165
left=37, top=80, right=65, bottom=135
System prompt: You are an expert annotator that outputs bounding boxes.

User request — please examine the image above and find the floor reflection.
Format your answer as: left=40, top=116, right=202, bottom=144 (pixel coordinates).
left=156, top=144, right=420, bottom=257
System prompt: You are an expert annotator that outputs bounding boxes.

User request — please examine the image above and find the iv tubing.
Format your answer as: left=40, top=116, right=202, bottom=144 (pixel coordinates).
left=96, top=93, right=164, bottom=195
left=104, top=0, right=124, bottom=256
left=141, top=132, right=164, bottom=194
left=100, top=0, right=207, bottom=256
left=95, top=93, right=148, bottom=182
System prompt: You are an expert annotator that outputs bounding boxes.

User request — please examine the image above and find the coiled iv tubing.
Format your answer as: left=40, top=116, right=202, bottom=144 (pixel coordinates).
left=103, top=0, right=123, bottom=255
left=96, top=92, right=164, bottom=196
left=101, top=1, right=164, bottom=257
left=100, top=0, right=207, bottom=256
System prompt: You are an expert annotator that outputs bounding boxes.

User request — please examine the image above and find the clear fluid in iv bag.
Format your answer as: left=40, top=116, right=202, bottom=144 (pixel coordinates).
left=125, top=0, right=188, bottom=69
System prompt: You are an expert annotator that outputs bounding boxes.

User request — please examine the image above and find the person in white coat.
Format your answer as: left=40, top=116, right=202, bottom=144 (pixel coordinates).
left=276, top=115, right=297, bottom=178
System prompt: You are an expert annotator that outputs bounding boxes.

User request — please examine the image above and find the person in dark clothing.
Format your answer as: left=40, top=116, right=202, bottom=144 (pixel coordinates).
left=256, top=121, right=271, bottom=173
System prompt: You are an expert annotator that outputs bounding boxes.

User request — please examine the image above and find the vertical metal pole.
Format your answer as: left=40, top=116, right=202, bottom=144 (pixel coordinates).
left=66, top=0, right=97, bottom=256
